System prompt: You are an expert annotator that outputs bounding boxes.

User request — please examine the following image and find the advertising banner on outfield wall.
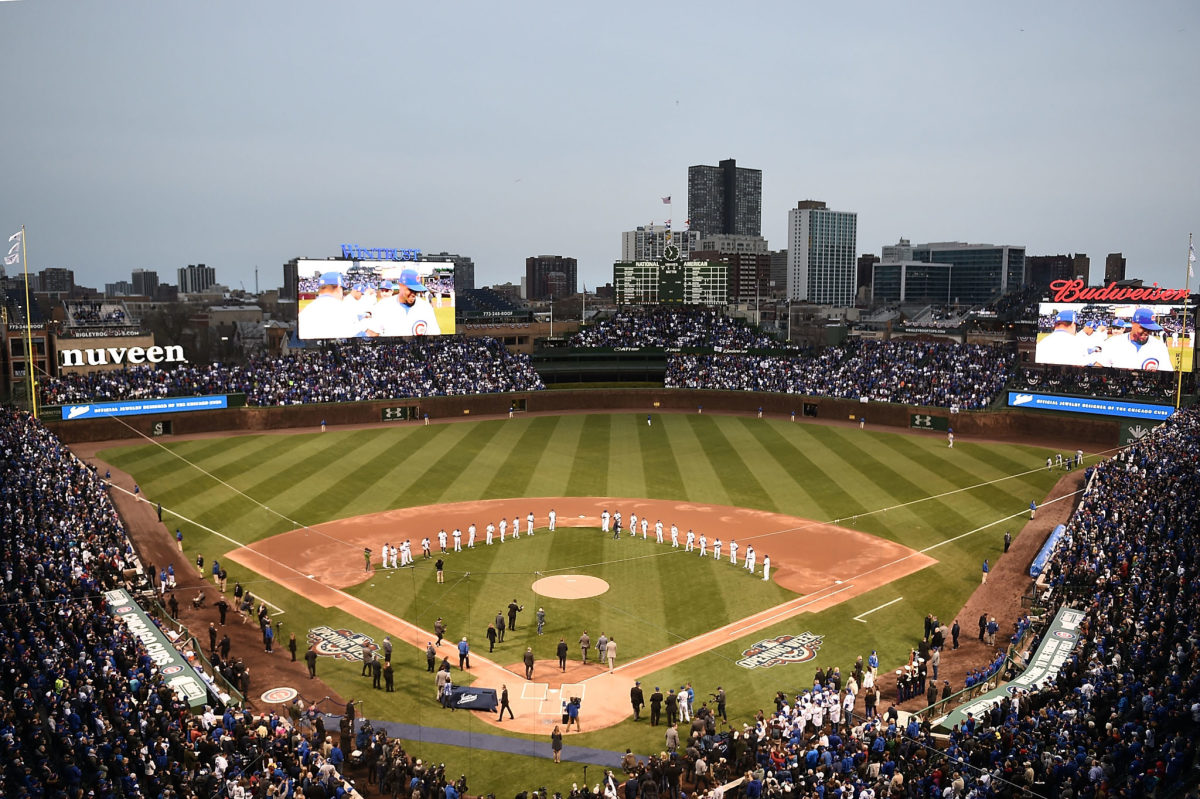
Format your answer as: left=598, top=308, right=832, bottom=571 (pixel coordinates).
left=59, top=395, right=230, bottom=420
left=104, top=589, right=210, bottom=709
left=1007, top=391, right=1175, bottom=420
left=935, top=606, right=1086, bottom=732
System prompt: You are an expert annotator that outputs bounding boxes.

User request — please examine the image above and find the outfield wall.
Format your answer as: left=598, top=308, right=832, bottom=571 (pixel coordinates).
left=45, top=388, right=1121, bottom=447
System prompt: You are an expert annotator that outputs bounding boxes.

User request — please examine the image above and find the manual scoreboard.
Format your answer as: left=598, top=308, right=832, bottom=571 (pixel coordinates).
left=613, top=260, right=728, bottom=306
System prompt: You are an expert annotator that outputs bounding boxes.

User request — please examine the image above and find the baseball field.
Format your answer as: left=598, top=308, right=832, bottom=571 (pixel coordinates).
left=98, top=412, right=1068, bottom=795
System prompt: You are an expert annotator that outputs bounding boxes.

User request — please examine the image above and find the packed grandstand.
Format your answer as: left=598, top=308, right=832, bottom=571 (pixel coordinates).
left=2, top=400, right=1198, bottom=797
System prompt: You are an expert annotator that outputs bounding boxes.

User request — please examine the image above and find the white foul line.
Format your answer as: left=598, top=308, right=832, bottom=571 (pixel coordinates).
left=853, top=596, right=904, bottom=623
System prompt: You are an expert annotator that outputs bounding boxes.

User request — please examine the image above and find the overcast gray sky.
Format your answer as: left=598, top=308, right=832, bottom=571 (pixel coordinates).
left=2, top=1, right=1198, bottom=294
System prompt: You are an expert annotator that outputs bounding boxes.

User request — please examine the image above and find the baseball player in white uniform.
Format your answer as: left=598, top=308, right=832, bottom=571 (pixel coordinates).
left=697, top=533, right=707, bottom=557
left=512, top=516, right=520, bottom=539
left=641, top=517, right=648, bottom=540
left=762, top=554, right=771, bottom=582
left=729, top=540, right=739, bottom=565
left=1109, top=308, right=1174, bottom=371
left=601, top=510, right=610, bottom=533
left=299, top=272, right=359, bottom=339
left=671, top=524, right=679, bottom=548
left=655, top=520, right=664, bottom=544
left=713, top=538, right=722, bottom=560
left=499, top=518, right=507, bottom=542
left=548, top=509, right=556, bottom=531
left=383, top=542, right=391, bottom=568
left=745, top=545, right=756, bottom=572
left=399, top=541, right=412, bottom=567
left=629, top=513, right=638, bottom=540
left=684, top=529, right=694, bottom=551
left=486, top=523, right=495, bottom=545
left=526, top=512, right=535, bottom=535
left=421, top=538, right=431, bottom=559
left=365, top=269, right=442, bottom=337
left=452, top=528, right=461, bottom=552
left=437, top=529, right=448, bottom=552
left=467, top=524, right=476, bottom=548
left=1036, top=310, right=1086, bottom=366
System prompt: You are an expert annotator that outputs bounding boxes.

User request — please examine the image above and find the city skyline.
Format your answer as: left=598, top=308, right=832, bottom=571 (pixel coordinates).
left=1, top=2, right=1197, bottom=296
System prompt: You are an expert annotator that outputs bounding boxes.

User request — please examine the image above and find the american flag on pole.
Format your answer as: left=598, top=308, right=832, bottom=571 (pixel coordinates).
left=1190, top=241, right=1195, bottom=278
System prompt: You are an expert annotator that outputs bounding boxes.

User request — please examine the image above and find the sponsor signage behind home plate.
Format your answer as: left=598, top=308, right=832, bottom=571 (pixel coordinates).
left=307, top=625, right=378, bottom=661
left=737, top=632, right=825, bottom=669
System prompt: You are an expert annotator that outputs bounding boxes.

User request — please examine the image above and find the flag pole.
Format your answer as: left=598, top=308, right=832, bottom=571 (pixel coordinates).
left=1175, top=232, right=1193, bottom=410
left=20, top=225, right=39, bottom=419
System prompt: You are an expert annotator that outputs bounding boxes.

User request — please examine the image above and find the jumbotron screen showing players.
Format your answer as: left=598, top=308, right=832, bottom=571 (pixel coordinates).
left=1034, top=301, right=1195, bottom=372
left=296, top=260, right=455, bottom=340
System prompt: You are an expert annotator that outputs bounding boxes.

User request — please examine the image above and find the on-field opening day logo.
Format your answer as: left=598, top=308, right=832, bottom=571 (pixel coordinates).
left=738, top=632, right=825, bottom=669
left=307, top=625, right=378, bottom=660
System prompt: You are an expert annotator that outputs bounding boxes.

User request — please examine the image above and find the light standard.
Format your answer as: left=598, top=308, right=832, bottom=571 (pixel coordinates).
left=549, top=295, right=554, bottom=337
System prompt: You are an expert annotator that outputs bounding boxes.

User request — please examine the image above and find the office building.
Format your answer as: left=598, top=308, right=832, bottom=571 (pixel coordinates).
left=786, top=201, right=858, bottom=306
left=857, top=253, right=880, bottom=299
left=769, top=250, right=788, bottom=296
left=909, top=242, right=1025, bottom=306
left=871, top=262, right=952, bottom=305
left=178, top=263, right=217, bottom=294
left=687, top=158, right=762, bottom=236
left=621, top=226, right=699, bottom=261
left=525, top=255, right=578, bottom=300
left=104, top=280, right=134, bottom=298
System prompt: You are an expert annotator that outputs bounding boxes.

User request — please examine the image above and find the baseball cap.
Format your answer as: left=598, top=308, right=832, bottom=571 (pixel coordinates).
left=1131, top=308, right=1163, bottom=330
left=1055, top=310, right=1077, bottom=324
left=379, top=280, right=396, bottom=291
left=318, top=272, right=344, bottom=288
left=398, top=268, right=428, bottom=291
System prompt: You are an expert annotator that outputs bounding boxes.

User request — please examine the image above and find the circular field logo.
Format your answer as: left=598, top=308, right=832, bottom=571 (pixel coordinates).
left=738, top=632, right=825, bottom=669
left=160, top=665, right=183, bottom=676
left=260, top=687, right=299, bottom=704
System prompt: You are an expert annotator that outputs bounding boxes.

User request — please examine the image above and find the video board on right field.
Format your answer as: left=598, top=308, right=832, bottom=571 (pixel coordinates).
left=1034, top=301, right=1195, bottom=372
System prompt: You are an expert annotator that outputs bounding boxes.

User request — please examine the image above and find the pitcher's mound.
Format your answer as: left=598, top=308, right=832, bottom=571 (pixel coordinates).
left=532, top=574, right=609, bottom=599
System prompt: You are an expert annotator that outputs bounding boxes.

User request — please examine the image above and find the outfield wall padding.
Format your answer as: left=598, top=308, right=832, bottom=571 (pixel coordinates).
left=46, top=388, right=1120, bottom=448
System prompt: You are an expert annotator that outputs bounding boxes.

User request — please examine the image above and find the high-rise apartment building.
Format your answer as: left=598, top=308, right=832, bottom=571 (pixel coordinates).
left=1104, top=253, right=1127, bottom=283
left=178, top=263, right=217, bottom=294
left=525, top=255, right=578, bottom=300
left=786, top=201, right=858, bottom=306
left=131, top=268, right=159, bottom=298
left=687, top=158, right=762, bottom=237
left=37, top=267, right=75, bottom=296
left=1026, top=253, right=1089, bottom=288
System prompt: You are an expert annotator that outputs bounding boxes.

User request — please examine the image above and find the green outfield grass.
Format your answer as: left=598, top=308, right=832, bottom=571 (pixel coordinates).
left=100, top=412, right=1067, bottom=796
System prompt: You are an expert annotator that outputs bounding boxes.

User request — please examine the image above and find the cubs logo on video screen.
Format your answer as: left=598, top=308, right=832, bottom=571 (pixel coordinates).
left=737, top=632, right=825, bottom=669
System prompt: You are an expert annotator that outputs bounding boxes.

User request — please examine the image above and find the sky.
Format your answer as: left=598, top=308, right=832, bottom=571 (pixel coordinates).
left=2, top=1, right=1198, bottom=295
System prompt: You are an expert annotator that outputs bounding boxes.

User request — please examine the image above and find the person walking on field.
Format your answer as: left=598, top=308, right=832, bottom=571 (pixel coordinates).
left=607, top=637, right=617, bottom=672
left=498, top=684, right=514, bottom=721
left=981, top=558, right=989, bottom=584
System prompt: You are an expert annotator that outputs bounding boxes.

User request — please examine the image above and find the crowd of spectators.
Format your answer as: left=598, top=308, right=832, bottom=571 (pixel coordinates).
left=66, top=302, right=129, bottom=327
left=613, top=408, right=1200, bottom=799
left=40, top=336, right=544, bottom=406
left=1018, top=366, right=1181, bottom=401
left=0, top=408, right=363, bottom=798
left=665, top=340, right=1015, bottom=410
left=570, top=308, right=789, bottom=351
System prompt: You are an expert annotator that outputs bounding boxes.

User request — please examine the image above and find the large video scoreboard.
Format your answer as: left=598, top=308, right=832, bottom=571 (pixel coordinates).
left=613, top=260, right=727, bottom=306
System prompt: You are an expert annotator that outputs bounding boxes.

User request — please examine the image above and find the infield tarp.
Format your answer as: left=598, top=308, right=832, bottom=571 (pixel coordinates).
left=445, top=686, right=497, bottom=711
left=934, top=606, right=1086, bottom=732
left=1030, top=524, right=1067, bottom=577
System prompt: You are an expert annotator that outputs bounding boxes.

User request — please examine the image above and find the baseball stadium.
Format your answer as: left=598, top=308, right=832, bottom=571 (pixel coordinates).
left=2, top=293, right=1198, bottom=799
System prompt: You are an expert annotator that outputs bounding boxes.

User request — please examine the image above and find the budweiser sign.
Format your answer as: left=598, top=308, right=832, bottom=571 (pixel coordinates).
left=1048, top=279, right=1190, bottom=304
